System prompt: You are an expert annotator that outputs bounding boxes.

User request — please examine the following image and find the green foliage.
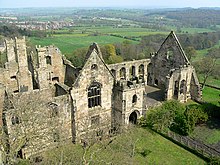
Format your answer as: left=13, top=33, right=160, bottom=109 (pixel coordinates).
left=143, top=100, right=185, bottom=133
left=201, top=102, right=220, bottom=118
left=142, top=101, right=209, bottom=136
left=101, top=44, right=123, bottom=64
left=171, top=104, right=209, bottom=135
left=16, top=159, right=31, bottom=165
left=42, top=143, right=84, bottom=164
left=209, top=157, right=220, bottom=165
left=0, top=25, right=46, bottom=38
left=185, top=46, right=197, bottom=61
left=0, top=51, right=7, bottom=68
left=68, top=47, right=87, bottom=67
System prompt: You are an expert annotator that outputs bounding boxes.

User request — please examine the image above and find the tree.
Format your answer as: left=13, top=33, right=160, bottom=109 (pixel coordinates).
left=195, top=47, right=220, bottom=89
left=141, top=100, right=185, bottom=133
left=101, top=44, right=123, bottom=64
left=185, top=46, right=197, bottom=61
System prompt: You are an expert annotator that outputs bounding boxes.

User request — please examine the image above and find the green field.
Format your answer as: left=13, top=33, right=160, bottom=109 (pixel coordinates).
left=57, top=26, right=169, bottom=36
left=191, top=118, right=220, bottom=146
left=181, top=27, right=215, bottom=34
left=30, top=27, right=170, bottom=56
left=202, top=87, right=220, bottom=106
left=42, top=127, right=205, bottom=165
left=30, top=35, right=138, bottom=55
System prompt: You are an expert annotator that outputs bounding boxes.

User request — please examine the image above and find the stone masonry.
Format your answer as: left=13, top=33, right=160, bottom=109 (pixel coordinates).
left=0, top=31, right=201, bottom=159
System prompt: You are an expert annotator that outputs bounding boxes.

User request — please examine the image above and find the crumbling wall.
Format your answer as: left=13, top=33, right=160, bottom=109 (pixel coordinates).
left=5, top=88, right=72, bottom=158
left=36, top=45, right=66, bottom=89
left=108, top=59, right=150, bottom=83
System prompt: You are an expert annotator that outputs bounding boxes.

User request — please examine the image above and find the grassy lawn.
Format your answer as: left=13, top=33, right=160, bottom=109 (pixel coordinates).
left=191, top=119, right=220, bottom=146
left=42, top=127, right=206, bottom=165
left=198, top=74, right=220, bottom=88
left=29, top=35, right=138, bottom=55
left=52, top=26, right=169, bottom=37
left=202, top=87, right=220, bottom=106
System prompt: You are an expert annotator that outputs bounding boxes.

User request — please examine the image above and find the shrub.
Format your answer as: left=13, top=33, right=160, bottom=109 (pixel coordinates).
left=141, top=101, right=209, bottom=136
left=143, top=100, right=185, bottom=133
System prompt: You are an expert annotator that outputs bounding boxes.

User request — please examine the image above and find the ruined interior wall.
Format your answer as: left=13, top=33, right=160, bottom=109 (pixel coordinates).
left=166, top=66, right=200, bottom=102
left=190, top=71, right=202, bottom=101
left=36, top=46, right=66, bottom=89
left=5, top=88, right=72, bottom=158
left=64, top=64, right=80, bottom=87
left=53, top=94, right=72, bottom=142
left=15, top=37, right=33, bottom=92
left=49, top=47, right=65, bottom=83
left=111, top=85, right=123, bottom=127
left=149, top=33, right=189, bottom=90
left=108, top=59, right=150, bottom=82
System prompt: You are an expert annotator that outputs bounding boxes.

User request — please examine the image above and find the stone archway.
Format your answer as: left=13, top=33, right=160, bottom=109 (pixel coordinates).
left=129, top=111, right=138, bottom=124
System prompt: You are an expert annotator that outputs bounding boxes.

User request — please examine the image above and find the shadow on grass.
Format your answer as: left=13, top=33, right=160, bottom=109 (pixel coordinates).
left=206, top=118, right=220, bottom=130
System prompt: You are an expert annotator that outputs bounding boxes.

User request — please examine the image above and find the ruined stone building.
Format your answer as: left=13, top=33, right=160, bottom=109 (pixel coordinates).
left=0, top=31, right=201, bottom=159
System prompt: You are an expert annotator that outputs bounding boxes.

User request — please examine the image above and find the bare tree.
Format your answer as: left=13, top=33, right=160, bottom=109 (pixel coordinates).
left=195, top=47, right=220, bottom=89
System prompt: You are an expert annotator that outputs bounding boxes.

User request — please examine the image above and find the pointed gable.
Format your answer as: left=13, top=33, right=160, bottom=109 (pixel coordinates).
left=156, top=31, right=190, bottom=68
left=73, top=43, right=114, bottom=88
left=85, top=43, right=103, bottom=62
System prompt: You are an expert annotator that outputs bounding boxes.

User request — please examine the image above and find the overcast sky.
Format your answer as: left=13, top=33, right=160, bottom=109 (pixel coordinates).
left=1, top=0, right=220, bottom=8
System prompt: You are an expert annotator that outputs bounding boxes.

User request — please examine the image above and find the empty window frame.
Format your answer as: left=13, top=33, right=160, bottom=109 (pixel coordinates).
left=88, top=82, right=101, bottom=108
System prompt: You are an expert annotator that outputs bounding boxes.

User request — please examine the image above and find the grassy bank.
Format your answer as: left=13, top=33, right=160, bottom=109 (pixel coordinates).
left=41, top=127, right=205, bottom=165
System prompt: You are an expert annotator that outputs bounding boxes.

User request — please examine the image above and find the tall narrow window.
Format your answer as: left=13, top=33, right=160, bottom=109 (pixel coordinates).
left=180, top=80, right=187, bottom=94
left=88, top=82, right=101, bottom=108
left=132, top=94, right=137, bottom=104
left=46, top=56, right=52, bottom=65
left=119, top=67, right=126, bottom=80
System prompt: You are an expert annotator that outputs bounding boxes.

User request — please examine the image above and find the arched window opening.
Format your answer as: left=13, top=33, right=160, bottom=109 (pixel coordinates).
left=119, top=67, right=126, bottom=80
left=91, top=64, right=98, bottom=70
left=180, top=80, right=187, bottom=94
left=132, top=94, right=138, bottom=104
left=88, top=82, right=101, bottom=108
left=11, top=116, right=20, bottom=125
left=166, top=48, right=174, bottom=60
left=166, top=48, right=174, bottom=66
left=138, top=64, right=144, bottom=75
left=155, top=79, right=158, bottom=86
left=174, top=81, right=179, bottom=98
left=138, top=64, right=144, bottom=81
left=129, top=66, right=136, bottom=80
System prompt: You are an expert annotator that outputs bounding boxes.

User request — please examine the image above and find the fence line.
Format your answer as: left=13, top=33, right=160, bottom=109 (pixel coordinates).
left=200, top=83, right=220, bottom=90
left=167, top=131, right=220, bottom=158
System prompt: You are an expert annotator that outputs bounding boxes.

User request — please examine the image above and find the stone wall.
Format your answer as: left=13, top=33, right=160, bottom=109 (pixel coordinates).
left=108, top=59, right=150, bottom=82
left=71, top=44, right=114, bottom=142
left=0, top=32, right=202, bottom=160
